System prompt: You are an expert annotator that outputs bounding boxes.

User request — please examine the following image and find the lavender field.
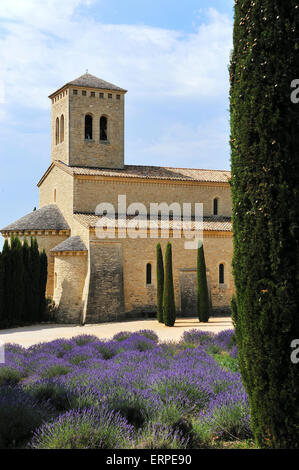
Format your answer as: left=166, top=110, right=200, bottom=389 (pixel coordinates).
left=0, top=329, right=254, bottom=449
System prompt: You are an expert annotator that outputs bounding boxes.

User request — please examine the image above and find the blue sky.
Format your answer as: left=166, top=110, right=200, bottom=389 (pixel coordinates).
left=0, top=0, right=234, bottom=241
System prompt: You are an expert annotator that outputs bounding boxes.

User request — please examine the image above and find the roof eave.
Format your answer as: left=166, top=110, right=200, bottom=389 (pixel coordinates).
left=48, top=83, right=127, bottom=99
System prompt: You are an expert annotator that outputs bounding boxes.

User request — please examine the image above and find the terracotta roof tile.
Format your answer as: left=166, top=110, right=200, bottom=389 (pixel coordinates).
left=74, top=213, right=232, bottom=232
left=56, top=161, right=230, bottom=184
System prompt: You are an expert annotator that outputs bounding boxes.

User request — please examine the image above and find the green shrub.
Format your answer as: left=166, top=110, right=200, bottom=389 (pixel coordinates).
left=41, top=365, right=71, bottom=379
left=30, top=407, right=134, bottom=449
left=0, top=386, right=50, bottom=449
left=0, top=367, right=23, bottom=385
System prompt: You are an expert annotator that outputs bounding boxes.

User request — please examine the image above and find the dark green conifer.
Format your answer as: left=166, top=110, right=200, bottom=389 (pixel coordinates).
left=197, top=243, right=210, bottom=322
left=163, top=242, right=176, bottom=327
left=230, top=1, right=299, bottom=448
left=156, top=243, right=164, bottom=323
left=39, top=250, right=48, bottom=321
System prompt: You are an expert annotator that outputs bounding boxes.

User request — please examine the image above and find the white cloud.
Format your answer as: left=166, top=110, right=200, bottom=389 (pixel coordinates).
left=0, top=3, right=232, bottom=115
left=127, top=116, right=230, bottom=170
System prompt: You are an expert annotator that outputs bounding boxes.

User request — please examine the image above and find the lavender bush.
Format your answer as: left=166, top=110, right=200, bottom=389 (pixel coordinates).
left=0, top=328, right=250, bottom=449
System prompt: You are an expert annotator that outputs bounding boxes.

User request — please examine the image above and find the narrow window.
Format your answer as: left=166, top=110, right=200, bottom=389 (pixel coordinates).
left=90, top=92, right=95, bottom=97
left=85, top=115, right=93, bottom=140
left=73, top=89, right=78, bottom=95
left=108, top=93, right=112, bottom=99
left=99, top=93, right=104, bottom=99
left=55, top=117, right=59, bottom=145
left=146, top=263, right=152, bottom=285
left=219, top=264, right=224, bottom=284
left=60, top=115, right=64, bottom=143
left=82, top=90, right=86, bottom=96
left=213, top=198, right=218, bottom=216
left=54, top=189, right=57, bottom=203
left=116, top=94, right=120, bottom=100
left=55, top=272, right=57, bottom=289
left=100, top=116, right=108, bottom=141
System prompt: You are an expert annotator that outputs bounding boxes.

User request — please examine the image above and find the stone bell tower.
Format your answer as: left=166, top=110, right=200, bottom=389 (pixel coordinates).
left=49, top=73, right=127, bottom=169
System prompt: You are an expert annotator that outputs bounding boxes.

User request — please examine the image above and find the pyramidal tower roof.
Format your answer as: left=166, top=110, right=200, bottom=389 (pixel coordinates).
left=1, top=205, right=70, bottom=233
left=49, top=72, right=127, bottom=98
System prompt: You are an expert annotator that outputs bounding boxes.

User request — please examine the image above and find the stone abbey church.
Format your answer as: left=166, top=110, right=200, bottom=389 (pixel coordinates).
left=1, top=73, right=233, bottom=324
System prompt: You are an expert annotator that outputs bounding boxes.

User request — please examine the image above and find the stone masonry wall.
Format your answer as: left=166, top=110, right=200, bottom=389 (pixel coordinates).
left=51, top=90, right=69, bottom=164
left=68, top=88, right=125, bottom=169
left=89, top=230, right=234, bottom=316
left=39, top=166, right=74, bottom=228
left=74, top=178, right=232, bottom=217
left=53, top=253, right=88, bottom=323
left=85, top=241, right=125, bottom=323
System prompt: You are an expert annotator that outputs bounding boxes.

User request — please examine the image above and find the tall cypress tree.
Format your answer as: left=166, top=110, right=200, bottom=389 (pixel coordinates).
left=39, top=249, right=48, bottom=321
left=163, top=242, right=176, bottom=327
left=10, top=237, right=25, bottom=325
left=2, top=239, right=12, bottom=327
left=30, top=237, right=41, bottom=323
left=22, top=238, right=31, bottom=323
left=0, top=253, right=4, bottom=328
left=156, top=243, right=164, bottom=323
left=197, top=243, right=210, bottom=323
left=230, top=2, right=299, bottom=448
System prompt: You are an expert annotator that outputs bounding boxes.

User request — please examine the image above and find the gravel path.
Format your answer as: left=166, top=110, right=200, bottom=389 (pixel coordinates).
left=0, top=317, right=233, bottom=347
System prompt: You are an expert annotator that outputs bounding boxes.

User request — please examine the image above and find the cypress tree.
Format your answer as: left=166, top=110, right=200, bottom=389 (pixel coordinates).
left=163, top=242, right=176, bottom=327
left=156, top=243, right=164, bottom=323
left=29, top=237, right=41, bottom=323
left=22, top=238, right=31, bottom=323
left=10, top=237, right=25, bottom=325
left=197, top=243, right=210, bottom=322
left=39, top=250, right=48, bottom=321
left=2, top=239, right=12, bottom=327
left=230, top=1, right=299, bottom=448
left=0, top=253, right=4, bottom=328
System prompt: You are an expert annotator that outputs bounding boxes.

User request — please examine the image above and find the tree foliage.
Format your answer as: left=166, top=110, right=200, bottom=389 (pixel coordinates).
left=0, top=237, right=48, bottom=328
left=197, top=243, right=210, bottom=322
left=163, top=242, right=176, bottom=327
left=156, top=243, right=164, bottom=323
left=230, top=0, right=299, bottom=448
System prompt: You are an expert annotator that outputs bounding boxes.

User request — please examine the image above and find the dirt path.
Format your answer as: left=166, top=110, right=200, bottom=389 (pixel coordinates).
left=0, top=317, right=233, bottom=347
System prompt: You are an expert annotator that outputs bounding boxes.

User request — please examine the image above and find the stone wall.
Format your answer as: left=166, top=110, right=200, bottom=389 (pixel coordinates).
left=51, top=90, right=69, bottom=164
left=74, top=178, right=232, bottom=217
left=89, top=230, right=234, bottom=317
left=53, top=253, right=88, bottom=323
left=39, top=166, right=74, bottom=228
left=68, top=88, right=125, bottom=169
left=85, top=241, right=125, bottom=323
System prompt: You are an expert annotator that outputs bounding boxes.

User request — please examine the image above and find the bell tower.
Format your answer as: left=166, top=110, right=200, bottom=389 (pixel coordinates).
left=49, top=73, right=127, bottom=169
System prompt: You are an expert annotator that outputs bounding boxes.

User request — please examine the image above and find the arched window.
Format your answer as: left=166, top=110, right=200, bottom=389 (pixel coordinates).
left=60, top=115, right=64, bottom=143
left=213, top=198, right=218, bottom=216
left=55, top=117, right=59, bottom=145
left=54, top=189, right=57, bottom=203
left=146, top=263, right=152, bottom=285
left=85, top=114, right=93, bottom=140
left=100, top=116, right=108, bottom=141
left=219, top=264, right=224, bottom=284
